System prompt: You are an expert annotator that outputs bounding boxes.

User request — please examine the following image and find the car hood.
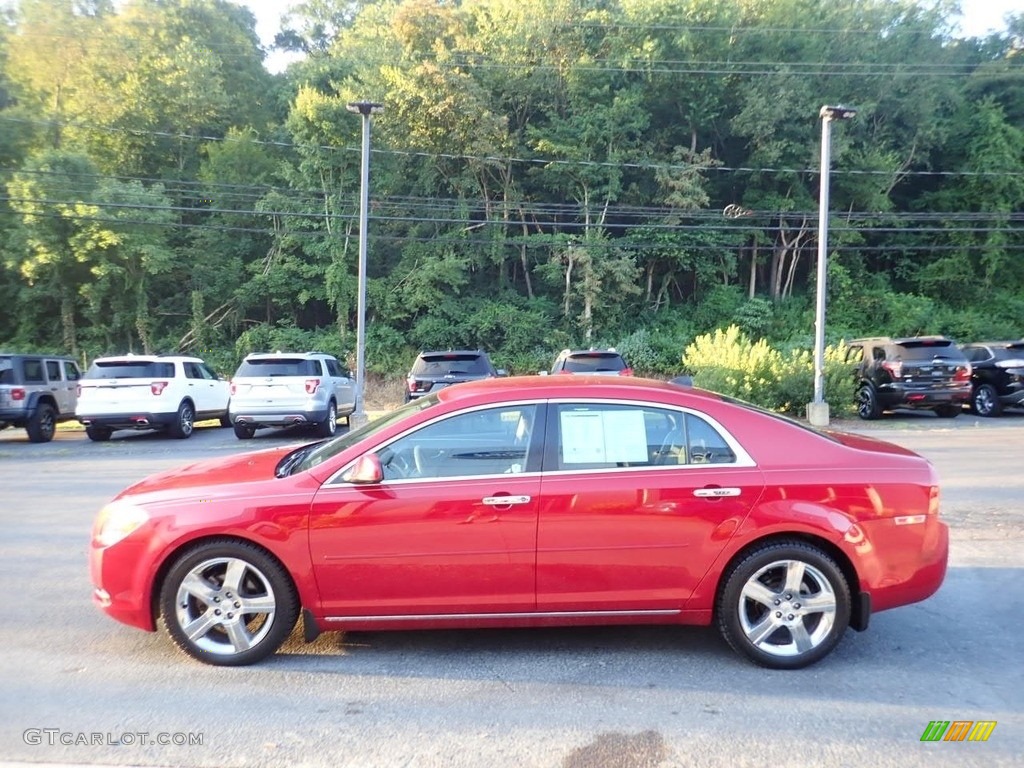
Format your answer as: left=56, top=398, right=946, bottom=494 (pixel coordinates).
left=114, top=446, right=295, bottom=502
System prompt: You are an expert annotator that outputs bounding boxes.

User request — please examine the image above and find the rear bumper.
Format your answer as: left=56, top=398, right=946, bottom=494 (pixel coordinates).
left=877, top=385, right=971, bottom=410
left=0, top=406, right=31, bottom=426
left=854, top=517, right=949, bottom=614
left=230, top=404, right=330, bottom=427
left=78, top=411, right=177, bottom=430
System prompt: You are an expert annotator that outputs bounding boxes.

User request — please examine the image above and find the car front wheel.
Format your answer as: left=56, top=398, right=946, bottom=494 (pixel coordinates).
left=972, top=384, right=1002, bottom=417
left=717, top=541, right=851, bottom=669
left=159, top=540, right=299, bottom=666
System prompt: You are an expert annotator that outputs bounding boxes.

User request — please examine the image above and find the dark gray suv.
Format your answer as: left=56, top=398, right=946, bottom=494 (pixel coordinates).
left=847, top=336, right=971, bottom=420
left=405, top=350, right=505, bottom=402
left=0, top=353, right=82, bottom=442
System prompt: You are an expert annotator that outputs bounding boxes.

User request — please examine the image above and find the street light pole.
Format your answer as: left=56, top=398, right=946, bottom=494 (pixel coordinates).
left=346, top=100, right=383, bottom=429
left=808, top=104, right=856, bottom=428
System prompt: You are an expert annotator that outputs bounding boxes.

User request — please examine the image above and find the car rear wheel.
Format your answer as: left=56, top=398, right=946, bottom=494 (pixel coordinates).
left=933, top=404, right=961, bottom=418
left=717, top=541, right=851, bottom=669
left=856, top=385, right=881, bottom=420
left=85, top=425, right=113, bottom=442
left=159, top=540, right=299, bottom=666
left=233, top=422, right=256, bottom=439
left=168, top=401, right=195, bottom=439
left=972, top=384, right=1002, bottom=417
left=26, top=403, right=57, bottom=443
left=315, top=400, right=337, bottom=438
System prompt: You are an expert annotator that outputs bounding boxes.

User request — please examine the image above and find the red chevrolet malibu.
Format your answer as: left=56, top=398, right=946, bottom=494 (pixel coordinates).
left=90, top=376, right=948, bottom=669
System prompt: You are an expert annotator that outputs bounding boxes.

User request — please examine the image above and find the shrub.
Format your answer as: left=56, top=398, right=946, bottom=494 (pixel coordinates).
left=682, top=325, right=855, bottom=416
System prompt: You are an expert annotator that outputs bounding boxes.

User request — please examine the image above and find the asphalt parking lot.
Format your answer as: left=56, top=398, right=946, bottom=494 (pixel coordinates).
left=0, top=412, right=1021, bottom=768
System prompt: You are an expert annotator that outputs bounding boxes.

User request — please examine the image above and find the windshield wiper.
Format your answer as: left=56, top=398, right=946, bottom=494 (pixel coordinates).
left=275, top=442, right=325, bottom=478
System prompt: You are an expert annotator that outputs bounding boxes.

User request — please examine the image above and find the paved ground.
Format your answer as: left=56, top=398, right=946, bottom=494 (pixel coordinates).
left=0, top=412, right=1021, bottom=767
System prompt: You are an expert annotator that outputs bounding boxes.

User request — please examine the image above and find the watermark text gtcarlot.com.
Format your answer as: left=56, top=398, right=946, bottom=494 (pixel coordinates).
left=24, top=729, right=204, bottom=747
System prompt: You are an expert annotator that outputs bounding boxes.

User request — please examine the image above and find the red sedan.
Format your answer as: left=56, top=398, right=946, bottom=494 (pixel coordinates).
left=90, top=376, right=948, bottom=669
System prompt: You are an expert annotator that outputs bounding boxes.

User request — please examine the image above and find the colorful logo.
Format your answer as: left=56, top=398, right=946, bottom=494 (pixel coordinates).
left=920, top=721, right=997, bottom=742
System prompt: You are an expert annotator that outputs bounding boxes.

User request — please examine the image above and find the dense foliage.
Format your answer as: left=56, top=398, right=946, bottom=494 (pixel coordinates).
left=1, top=1, right=1023, bottom=407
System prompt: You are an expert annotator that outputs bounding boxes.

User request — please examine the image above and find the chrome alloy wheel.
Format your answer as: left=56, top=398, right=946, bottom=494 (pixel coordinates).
left=736, top=559, right=837, bottom=658
left=173, top=557, right=278, bottom=656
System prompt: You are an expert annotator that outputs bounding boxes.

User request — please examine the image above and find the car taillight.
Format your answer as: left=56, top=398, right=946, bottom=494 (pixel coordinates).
left=76, top=384, right=82, bottom=397
left=11, top=387, right=25, bottom=401
left=305, top=378, right=320, bottom=395
left=881, top=361, right=903, bottom=378
left=229, top=382, right=236, bottom=395
left=953, top=364, right=971, bottom=382
left=928, top=485, right=940, bottom=516
left=151, top=381, right=168, bottom=395
left=621, top=368, right=634, bottom=376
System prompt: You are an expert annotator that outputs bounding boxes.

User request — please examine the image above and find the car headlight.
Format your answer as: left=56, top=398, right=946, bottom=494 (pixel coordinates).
left=93, top=501, right=149, bottom=547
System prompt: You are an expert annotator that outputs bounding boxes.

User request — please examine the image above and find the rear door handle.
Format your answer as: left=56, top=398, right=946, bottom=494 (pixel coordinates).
left=482, top=495, right=531, bottom=506
left=693, top=487, right=741, bottom=498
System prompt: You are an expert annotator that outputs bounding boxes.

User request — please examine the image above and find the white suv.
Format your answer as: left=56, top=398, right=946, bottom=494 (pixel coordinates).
left=76, top=355, right=230, bottom=441
left=228, top=352, right=356, bottom=439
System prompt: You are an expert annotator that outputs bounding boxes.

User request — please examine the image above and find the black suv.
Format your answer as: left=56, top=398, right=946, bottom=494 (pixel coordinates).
left=960, top=340, right=1024, bottom=417
left=549, top=348, right=633, bottom=375
left=0, top=353, right=82, bottom=442
left=847, top=336, right=971, bottom=420
left=405, top=350, right=505, bottom=401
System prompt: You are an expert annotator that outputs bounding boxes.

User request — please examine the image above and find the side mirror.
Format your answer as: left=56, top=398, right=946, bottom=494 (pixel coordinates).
left=343, top=453, right=384, bottom=484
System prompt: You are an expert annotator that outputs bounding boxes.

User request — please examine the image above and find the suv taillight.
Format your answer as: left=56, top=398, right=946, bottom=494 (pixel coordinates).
left=76, top=384, right=81, bottom=397
left=953, top=364, right=971, bottom=382
left=305, top=378, right=320, bottom=395
left=151, top=381, right=168, bottom=395
left=408, top=379, right=427, bottom=393
left=10, top=387, right=25, bottom=401
left=229, top=381, right=236, bottom=396
left=621, top=367, right=634, bottom=376
left=881, top=361, right=903, bottom=379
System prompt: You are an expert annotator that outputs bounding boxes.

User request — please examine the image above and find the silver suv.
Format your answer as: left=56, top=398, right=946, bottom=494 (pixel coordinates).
left=229, top=352, right=356, bottom=439
left=0, top=353, right=82, bottom=442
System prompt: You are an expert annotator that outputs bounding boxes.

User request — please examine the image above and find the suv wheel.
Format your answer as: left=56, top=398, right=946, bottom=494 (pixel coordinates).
left=315, top=401, right=337, bottom=438
left=934, top=404, right=961, bottom=419
left=26, top=403, right=57, bottom=443
left=233, top=422, right=256, bottom=440
left=856, top=385, right=881, bottom=420
left=85, top=425, right=113, bottom=442
left=972, top=384, right=1002, bottom=417
left=168, top=401, right=195, bottom=439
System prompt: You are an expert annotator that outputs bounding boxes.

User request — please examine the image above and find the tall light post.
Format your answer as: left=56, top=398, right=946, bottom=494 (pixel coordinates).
left=346, top=100, right=383, bottom=429
left=808, top=104, right=856, bottom=428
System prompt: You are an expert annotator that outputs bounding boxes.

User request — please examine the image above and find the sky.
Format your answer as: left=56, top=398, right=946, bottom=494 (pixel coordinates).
left=240, top=0, right=1021, bottom=73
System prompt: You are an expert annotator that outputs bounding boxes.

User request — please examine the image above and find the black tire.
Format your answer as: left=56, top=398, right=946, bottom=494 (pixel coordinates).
left=159, top=539, right=299, bottom=666
left=26, top=403, right=57, bottom=443
left=85, top=425, right=113, bottom=442
left=972, top=384, right=1002, bottom=418
left=233, top=422, right=256, bottom=440
left=934, top=404, right=961, bottom=419
left=717, top=540, right=851, bottom=670
left=315, top=400, right=337, bottom=438
left=167, top=400, right=195, bottom=439
left=856, top=384, right=881, bottom=420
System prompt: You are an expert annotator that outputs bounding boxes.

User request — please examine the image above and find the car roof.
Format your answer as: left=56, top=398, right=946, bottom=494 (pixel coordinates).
left=961, top=340, right=1024, bottom=347
left=418, top=349, right=486, bottom=357
left=850, top=335, right=953, bottom=345
left=92, top=355, right=204, bottom=363
left=434, top=374, right=724, bottom=404
left=244, top=351, right=334, bottom=359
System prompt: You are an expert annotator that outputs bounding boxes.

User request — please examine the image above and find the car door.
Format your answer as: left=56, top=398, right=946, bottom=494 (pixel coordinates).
left=62, top=361, right=81, bottom=414
left=199, top=362, right=230, bottom=412
left=44, top=359, right=72, bottom=415
left=536, top=401, right=764, bottom=613
left=325, top=358, right=355, bottom=412
left=308, top=403, right=544, bottom=617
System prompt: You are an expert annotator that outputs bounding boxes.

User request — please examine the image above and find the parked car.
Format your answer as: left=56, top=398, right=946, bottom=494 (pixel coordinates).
left=0, top=353, right=81, bottom=442
left=77, top=354, right=230, bottom=441
left=90, top=375, right=948, bottom=670
left=229, top=352, right=356, bottom=439
left=549, top=348, right=633, bottom=376
left=847, top=336, right=971, bottom=420
left=405, top=349, right=504, bottom=402
left=959, top=340, right=1024, bottom=417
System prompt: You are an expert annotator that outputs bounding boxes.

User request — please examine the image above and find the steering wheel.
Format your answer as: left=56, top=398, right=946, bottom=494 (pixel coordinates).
left=656, top=430, right=685, bottom=465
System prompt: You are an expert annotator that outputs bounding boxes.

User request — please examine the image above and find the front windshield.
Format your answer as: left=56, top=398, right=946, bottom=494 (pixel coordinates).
left=295, top=393, right=440, bottom=472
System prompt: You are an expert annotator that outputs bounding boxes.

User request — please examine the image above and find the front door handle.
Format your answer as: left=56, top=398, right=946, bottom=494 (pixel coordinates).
left=481, top=495, right=531, bottom=506
left=693, top=487, right=741, bottom=498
